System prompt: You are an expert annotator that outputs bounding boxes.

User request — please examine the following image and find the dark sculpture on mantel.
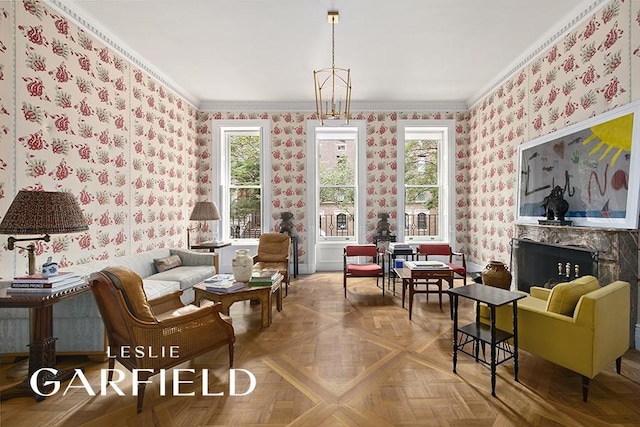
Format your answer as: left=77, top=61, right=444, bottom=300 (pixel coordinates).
left=539, top=185, right=572, bottom=226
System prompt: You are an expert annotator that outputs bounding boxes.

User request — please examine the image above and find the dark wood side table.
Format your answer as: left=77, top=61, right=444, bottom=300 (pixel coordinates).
left=394, top=266, right=454, bottom=320
left=189, top=241, right=230, bottom=273
left=193, top=275, right=283, bottom=328
left=0, top=281, right=91, bottom=401
left=447, top=284, right=526, bottom=397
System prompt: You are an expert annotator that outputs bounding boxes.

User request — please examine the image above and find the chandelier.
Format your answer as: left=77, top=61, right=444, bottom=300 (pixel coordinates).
left=313, top=11, right=351, bottom=125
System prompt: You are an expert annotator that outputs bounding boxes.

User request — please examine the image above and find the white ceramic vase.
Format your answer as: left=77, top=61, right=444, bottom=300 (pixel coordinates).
left=232, top=249, right=253, bottom=282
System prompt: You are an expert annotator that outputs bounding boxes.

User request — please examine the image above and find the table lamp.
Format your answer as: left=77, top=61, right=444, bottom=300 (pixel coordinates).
left=0, top=190, right=89, bottom=275
left=188, top=201, right=220, bottom=248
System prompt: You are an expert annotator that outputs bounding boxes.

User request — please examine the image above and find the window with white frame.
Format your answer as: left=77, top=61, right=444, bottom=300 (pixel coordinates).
left=212, top=120, right=271, bottom=242
left=314, top=125, right=362, bottom=241
left=396, top=120, right=455, bottom=243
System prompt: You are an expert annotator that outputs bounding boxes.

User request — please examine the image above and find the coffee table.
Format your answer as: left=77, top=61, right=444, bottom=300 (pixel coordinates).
left=193, top=275, right=283, bottom=328
left=394, top=265, right=454, bottom=320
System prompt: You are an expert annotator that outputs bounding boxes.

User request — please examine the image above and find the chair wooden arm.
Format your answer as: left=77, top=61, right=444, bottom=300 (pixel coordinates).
left=148, top=291, right=185, bottom=314
left=451, top=250, right=466, bottom=268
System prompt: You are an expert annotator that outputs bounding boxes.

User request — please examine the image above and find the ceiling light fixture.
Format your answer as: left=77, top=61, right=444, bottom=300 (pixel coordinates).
left=313, top=11, right=351, bottom=125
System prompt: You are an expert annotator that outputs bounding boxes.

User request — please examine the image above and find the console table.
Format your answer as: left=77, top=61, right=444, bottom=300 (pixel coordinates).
left=0, top=280, right=91, bottom=401
left=447, top=284, right=525, bottom=397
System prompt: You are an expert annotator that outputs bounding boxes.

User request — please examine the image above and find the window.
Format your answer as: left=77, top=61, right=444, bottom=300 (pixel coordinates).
left=317, top=127, right=359, bottom=240
left=396, top=120, right=455, bottom=243
left=212, top=120, right=271, bottom=242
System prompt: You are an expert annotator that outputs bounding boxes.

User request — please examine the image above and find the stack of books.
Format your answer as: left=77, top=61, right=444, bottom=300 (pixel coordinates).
left=405, top=260, right=448, bottom=270
left=249, top=270, right=282, bottom=287
left=8, top=271, right=84, bottom=293
left=388, top=243, right=413, bottom=253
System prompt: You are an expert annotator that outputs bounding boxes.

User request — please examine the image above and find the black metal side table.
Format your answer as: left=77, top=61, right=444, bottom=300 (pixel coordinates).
left=447, top=284, right=525, bottom=397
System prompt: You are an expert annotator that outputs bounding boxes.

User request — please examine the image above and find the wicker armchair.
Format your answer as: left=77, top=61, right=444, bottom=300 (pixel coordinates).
left=89, top=266, right=235, bottom=413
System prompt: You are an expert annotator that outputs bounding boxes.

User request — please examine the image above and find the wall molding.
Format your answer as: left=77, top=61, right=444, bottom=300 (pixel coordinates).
left=467, top=0, right=610, bottom=108
left=48, top=0, right=610, bottom=112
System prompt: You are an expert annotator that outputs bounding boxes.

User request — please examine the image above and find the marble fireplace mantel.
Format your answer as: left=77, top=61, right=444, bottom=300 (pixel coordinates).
left=514, top=223, right=639, bottom=348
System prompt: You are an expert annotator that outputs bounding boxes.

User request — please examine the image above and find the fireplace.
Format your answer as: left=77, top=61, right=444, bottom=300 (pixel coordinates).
left=514, top=224, right=638, bottom=348
left=511, top=239, right=598, bottom=293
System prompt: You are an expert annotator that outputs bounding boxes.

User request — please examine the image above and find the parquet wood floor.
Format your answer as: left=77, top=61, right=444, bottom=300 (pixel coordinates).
left=1, top=272, right=640, bottom=426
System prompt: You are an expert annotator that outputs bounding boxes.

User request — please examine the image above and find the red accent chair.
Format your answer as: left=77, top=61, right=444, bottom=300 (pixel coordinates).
left=417, top=244, right=467, bottom=286
left=343, top=244, right=385, bottom=297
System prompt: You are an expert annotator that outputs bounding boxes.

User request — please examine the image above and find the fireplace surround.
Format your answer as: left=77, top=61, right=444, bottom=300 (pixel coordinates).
left=511, top=239, right=598, bottom=293
left=514, top=224, right=638, bottom=348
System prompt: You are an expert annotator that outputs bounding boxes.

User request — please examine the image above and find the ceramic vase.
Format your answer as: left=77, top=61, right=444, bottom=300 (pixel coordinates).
left=232, top=249, right=253, bottom=282
left=481, top=260, right=512, bottom=290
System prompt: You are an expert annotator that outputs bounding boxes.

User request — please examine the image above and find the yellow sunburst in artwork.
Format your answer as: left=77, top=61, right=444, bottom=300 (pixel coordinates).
left=582, top=113, right=633, bottom=167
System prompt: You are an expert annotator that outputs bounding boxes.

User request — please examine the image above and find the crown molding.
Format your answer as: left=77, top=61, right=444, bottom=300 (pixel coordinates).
left=198, top=101, right=469, bottom=112
left=467, top=0, right=610, bottom=109
left=46, top=0, right=609, bottom=114
left=45, top=0, right=200, bottom=107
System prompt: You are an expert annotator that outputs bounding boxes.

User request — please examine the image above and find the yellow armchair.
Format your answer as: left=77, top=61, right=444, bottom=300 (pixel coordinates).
left=481, top=276, right=630, bottom=401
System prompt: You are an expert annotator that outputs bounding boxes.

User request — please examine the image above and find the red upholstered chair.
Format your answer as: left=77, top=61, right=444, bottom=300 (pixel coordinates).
left=417, top=244, right=467, bottom=286
left=343, top=244, right=385, bottom=297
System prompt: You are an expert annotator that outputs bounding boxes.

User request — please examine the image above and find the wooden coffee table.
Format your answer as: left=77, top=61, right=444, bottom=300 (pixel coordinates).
left=193, top=276, right=283, bottom=328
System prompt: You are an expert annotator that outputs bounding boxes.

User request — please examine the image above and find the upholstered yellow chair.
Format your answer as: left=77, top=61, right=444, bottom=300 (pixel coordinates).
left=90, top=266, right=235, bottom=413
left=481, top=276, right=630, bottom=401
left=253, top=233, right=291, bottom=295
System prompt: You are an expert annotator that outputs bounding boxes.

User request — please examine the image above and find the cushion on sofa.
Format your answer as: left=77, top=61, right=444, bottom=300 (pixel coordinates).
left=154, top=254, right=182, bottom=272
left=102, top=266, right=157, bottom=322
left=546, top=275, right=600, bottom=316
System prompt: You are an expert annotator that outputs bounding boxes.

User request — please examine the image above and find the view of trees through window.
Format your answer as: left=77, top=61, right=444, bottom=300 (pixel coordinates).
left=318, top=136, right=356, bottom=238
left=229, top=132, right=262, bottom=238
left=404, top=137, right=440, bottom=236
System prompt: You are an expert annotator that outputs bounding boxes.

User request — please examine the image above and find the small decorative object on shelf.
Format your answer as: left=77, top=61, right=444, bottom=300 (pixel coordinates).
left=539, top=185, right=572, bottom=226
left=41, top=256, right=59, bottom=277
left=376, top=212, right=391, bottom=236
left=481, top=261, right=512, bottom=290
left=231, top=249, right=253, bottom=282
left=279, top=211, right=294, bottom=236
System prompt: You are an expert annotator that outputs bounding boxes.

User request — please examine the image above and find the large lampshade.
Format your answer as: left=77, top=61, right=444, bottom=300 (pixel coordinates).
left=189, top=201, right=220, bottom=221
left=0, top=190, right=88, bottom=275
left=0, top=190, right=88, bottom=236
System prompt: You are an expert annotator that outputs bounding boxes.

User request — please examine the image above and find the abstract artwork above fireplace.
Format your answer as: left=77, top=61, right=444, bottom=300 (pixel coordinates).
left=516, top=100, right=640, bottom=229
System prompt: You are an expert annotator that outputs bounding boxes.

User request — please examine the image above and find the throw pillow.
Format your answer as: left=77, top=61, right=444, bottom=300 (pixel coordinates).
left=154, top=254, right=182, bottom=272
left=546, top=275, right=600, bottom=316
left=102, top=266, right=157, bottom=322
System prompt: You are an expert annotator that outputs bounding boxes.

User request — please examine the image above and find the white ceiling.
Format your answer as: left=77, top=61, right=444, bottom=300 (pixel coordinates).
left=57, top=0, right=599, bottom=108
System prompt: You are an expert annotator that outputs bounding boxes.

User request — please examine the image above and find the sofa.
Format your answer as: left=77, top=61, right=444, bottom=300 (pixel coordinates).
left=479, top=276, right=630, bottom=401
left=0, top=248, right=218, bottom=360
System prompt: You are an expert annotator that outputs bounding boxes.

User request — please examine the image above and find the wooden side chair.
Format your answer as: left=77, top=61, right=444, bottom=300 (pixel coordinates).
left=417, top=244, right=467, bottom=286
left=343, top=244, right=385, bottom=297
left=89, top=266, right=235, bottom=413
left=252, top=233, right=291, bottom=295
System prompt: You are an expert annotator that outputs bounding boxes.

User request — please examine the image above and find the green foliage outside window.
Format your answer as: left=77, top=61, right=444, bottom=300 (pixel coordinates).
left=405, top=139, right=439, bottom=211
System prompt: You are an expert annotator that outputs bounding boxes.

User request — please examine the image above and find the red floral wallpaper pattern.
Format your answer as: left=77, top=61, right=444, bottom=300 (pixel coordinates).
left=467, top=0, right=637, bottom=265
left=0, top=0, right=638, bottom=276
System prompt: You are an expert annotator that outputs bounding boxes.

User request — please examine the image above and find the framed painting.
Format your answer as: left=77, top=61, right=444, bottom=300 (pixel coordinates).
left=516, top=100, right=640, bottom=229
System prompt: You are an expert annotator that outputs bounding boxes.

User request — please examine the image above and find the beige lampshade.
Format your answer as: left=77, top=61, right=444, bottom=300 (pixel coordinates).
left=0, top=190, right=88, bottom=235
left=189, top=201, right=220, bottom=221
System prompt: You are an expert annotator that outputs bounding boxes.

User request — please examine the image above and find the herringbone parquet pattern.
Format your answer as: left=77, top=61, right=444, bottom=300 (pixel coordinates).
left=1, top=272, right=640, bottom=426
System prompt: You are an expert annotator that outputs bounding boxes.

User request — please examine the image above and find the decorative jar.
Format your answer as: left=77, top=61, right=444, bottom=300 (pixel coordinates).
left=232, top=249, right=253, bottom=282
left=481, top=260, right=512, bottom=290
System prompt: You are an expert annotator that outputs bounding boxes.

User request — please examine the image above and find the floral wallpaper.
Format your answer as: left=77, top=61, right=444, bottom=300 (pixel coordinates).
left=0, top=0, right=638, bottom=278
left=0, top=0, right=196, bottom=277
left=467, top=0, right=639, bottom=266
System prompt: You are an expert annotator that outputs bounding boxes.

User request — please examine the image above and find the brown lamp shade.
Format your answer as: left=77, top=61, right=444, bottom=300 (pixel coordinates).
left=189, top=201, right=220, bottom=221
left=0, top=190, right=89, bottom=235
